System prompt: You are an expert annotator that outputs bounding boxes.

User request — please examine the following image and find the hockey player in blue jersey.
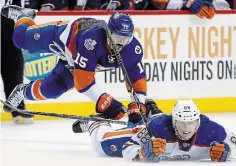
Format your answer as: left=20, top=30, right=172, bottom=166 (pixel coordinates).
left=1, top=6, right=147, bottom=123
left=83, top=99, right=236, bottom=162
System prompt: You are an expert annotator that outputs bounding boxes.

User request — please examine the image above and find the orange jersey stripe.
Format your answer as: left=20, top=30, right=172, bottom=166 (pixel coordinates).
left=32, top=80, right=46, bottom=100
left=126, top=77, right=147, bottom=93
left=14, top=17, right=35, bottom=29
left=74, top=69, right=95, bottom=91
left=103, top=127, right=143, bottom=140
left=27, top=20, right=69, bottom=30
left=103, top=129, right=134, bottom=139
left=67, top=20, right=86, bottom=56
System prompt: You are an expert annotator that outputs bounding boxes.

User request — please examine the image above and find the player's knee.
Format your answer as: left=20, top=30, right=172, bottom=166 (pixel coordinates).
left=13, top=16, right=35, bottom=50
left=13, top=24, right=29, bottom=50
left=24, top=75, right=67, bottom=100
left=40, top=77, right=67, bottom=99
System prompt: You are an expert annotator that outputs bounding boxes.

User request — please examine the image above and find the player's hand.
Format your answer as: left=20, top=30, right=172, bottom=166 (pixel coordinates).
left=145, top=99, right=162, bottom=117
left=186, top=0, right=215, bottom=19
left=127, top=102, right=147, bottom=124
left=96, top=93, right=126, bottom=120
left=209, top=141, right=231, bottom=162
left=139, top=138, right=166, bottom=162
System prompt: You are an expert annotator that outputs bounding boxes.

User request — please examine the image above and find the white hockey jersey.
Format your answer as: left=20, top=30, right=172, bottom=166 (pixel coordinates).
left=122, top=114, right=236, bottom=161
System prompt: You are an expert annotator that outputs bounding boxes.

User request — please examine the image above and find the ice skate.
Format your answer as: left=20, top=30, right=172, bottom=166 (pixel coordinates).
left=3, top=84, right=26, bottom=112
left=72, top=120, right=89, bottom=133
left=13, top=116, right=34, bottom=124
left=1, top=5, right=37, bottom=22
left=72, top=114, right=109, bottom=133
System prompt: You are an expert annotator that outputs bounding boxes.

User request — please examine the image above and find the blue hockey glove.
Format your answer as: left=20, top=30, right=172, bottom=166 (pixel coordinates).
left=186, top=0, right=215, bottom=19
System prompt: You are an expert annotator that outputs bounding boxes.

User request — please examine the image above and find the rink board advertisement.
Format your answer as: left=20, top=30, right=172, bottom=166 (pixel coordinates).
left=1, top=11, right=236, bottom=121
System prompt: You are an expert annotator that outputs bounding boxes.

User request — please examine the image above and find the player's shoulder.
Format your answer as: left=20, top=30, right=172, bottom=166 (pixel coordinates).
left=80, top=27, right=106, bottom=41
left=148, top=114, right=176, bottom=141
left=122, top=36, right=143, bottom=58
left=78, top=27, right=106, bottom=51
left=195, top=114, right=227, bottom=146
left=121, top=36, right=143, bottom=67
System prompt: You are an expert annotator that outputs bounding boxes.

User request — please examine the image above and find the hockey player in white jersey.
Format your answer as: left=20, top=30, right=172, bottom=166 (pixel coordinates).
left=84, top=99, right=236, bottom=162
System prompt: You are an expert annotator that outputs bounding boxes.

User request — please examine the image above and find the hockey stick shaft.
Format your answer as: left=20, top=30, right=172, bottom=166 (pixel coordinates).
left=80, top=20, right=149, bottom=126
left=1, top=100, right=127, bottom=125
left=97, top=21, right=150, bottom=133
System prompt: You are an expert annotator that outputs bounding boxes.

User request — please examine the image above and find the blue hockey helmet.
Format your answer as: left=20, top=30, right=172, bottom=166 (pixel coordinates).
left=108, top=12, right=134, bottom=37
left=107, top=12, right=134, bottom=51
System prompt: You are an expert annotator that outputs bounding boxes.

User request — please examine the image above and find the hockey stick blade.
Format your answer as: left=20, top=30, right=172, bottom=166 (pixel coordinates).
left=0, top=100, right=127, bottom=125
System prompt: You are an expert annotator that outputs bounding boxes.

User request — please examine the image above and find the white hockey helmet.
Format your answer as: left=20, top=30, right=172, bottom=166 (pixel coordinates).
left=172, top=99, right=200, bottom=140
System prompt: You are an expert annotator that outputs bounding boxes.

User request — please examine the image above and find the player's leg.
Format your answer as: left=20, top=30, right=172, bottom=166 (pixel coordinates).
left=89, top=121, right=134, bottom=157
left=24, top=60, right=74, bottom=100
left=1, top=5, right=67, bottom=54
left=4, top=60, right=74, bottom=111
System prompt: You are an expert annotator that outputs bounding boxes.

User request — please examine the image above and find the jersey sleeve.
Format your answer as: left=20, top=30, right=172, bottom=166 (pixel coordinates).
left=195, top=115, right=234, bottom=159
left=221, top=129, right=236, bottom=159
left=122, top=125, right=147, bottom=161
left=74, top=29, right=106, bottom=102
left=123, top=38, right=147, bottom=103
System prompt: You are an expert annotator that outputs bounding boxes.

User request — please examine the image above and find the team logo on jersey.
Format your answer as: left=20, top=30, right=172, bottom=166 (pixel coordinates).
left=110, top=145, right=117, bottom=152
left=183, top=142, right=190, bottom=148
left=84, top=38, right=97, bottom=50
left=230, top=136, right=236, bottom=145
left=34, top=33, right=40, bottom=40
left=135, top=45, right=142, bottom=54
left=108, top=54, right=116, bottom=63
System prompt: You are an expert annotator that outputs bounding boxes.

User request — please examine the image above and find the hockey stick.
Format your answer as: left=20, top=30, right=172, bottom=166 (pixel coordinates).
left=79, top=20, right=150, bottom=134
left=102, top=21, right=151, bottom=134
left=0, top=100, right=127, bottom=125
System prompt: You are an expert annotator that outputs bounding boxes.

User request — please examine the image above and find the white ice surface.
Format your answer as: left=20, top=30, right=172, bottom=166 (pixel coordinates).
left=1, top=114, right=236, bottom=166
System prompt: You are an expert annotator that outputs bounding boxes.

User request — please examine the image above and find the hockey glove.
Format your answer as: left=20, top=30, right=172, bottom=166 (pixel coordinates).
left=145, top=99, right=162, bottom=116
left=209, top=141, right=231, bottom=162
left=186, top=0, right=215, bottom=19
left=96, top=93, right=126, bottom=120
left=127, top=102, right=147, bottom=124
left=139, top=138, right=166, bottom=162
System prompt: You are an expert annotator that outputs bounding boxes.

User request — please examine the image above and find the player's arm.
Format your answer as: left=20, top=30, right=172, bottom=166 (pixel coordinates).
left=204, top=119, right=236, bottom=162
left=122, top=127, right=166, bottom=162
left=125, top=42, right=147, bottom=104
left=123, top=115, right=167, bottom=162
left=123, top=40, right=151, bottom=123
left=74, top=35, right=126, bottom=120
left=209, top=128, right=236, bottom=161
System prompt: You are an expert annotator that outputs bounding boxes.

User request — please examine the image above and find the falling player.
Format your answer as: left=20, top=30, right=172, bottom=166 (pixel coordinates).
left=81, top=99, right=236, bottom=162
left=1, top=6, right=147, bottom=123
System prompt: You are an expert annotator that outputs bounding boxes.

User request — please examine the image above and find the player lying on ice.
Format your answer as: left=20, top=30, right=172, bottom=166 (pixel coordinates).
left=74, top=99, right=236, bottom=162
left=1, top=6, right=147, bottom=123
